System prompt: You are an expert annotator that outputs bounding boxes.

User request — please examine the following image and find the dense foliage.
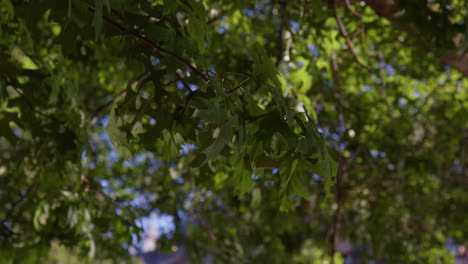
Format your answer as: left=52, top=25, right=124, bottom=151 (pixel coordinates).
left=0, top=0, right=466, bottom=263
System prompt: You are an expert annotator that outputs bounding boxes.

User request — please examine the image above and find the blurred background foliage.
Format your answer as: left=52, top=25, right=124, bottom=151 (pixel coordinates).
left=0, top=0, right=466, bottom=263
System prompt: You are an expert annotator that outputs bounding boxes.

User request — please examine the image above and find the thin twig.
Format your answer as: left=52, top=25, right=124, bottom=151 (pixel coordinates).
left=87, top=7, right=209, bottom=81
left=89, top=76, right=177, bottom=127
left=227, top=77, right=251, bottom=94
left=89, top=90, right=127, bottom=127
left=110, top=8, right=125, bottom=21
left=330, top=49, right=343, bottom=87
left=90, top=72, right=150, bottom=127
left=344, top=0, right=363, bottom=19
left=333, top=2, right=372, bottom=71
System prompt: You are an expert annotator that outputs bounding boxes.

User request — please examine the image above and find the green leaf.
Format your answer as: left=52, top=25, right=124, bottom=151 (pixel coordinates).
left=162, top=129, right=184, bottom=160
left=202, top=120, right=233, bottom=161
left=310, top=151, right=337, bottom=201
left=282, top=159, right=298, bottom=188
left=290, top=58, right=312, bottom=92
left=252, top=42, right=280, bottom=88
left=84, top=229, right=96, bottom=260
left=92, top=0, right=104, bottom=40
left=106, top=109, right=132, bottom=158
left=163, top=0, right=178, bottom=14
left=0, top=0, right=14, bottom=19
left=198, top=98, right=228, bottom=125
left=185, top=0, right=207, bottom=51
left=33, top=200, right=49, bottom=231
left=231, top=163, right=254, bottom=196
left=278, top=158, right=310, bottom=211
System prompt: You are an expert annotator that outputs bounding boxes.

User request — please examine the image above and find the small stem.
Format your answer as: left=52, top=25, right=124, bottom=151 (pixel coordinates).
left=224, top=72, right=251, bottom=78
left=227, top=77, right=251, bottom=94
left=89, top=76, right=177, bottom=127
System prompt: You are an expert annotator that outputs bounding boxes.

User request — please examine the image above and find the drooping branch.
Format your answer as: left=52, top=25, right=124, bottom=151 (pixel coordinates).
left=87, top=7, right=209, bottom=81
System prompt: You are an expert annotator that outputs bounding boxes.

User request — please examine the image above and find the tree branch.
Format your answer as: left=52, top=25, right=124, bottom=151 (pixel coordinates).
left=331, top=155, right=348, bottom=264
left=344, top=0, right=363, bottom=19
left=87, top=7, right=209, bottom=81
left=89, top=75, right=178, bottom=127
left=363, top=0, right=468, bottom=77
left=333, top=2, right=372, bottom=71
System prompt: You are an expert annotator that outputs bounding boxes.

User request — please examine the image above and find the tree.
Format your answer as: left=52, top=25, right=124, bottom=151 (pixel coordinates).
left=0, top=0, right=466, bottom=263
